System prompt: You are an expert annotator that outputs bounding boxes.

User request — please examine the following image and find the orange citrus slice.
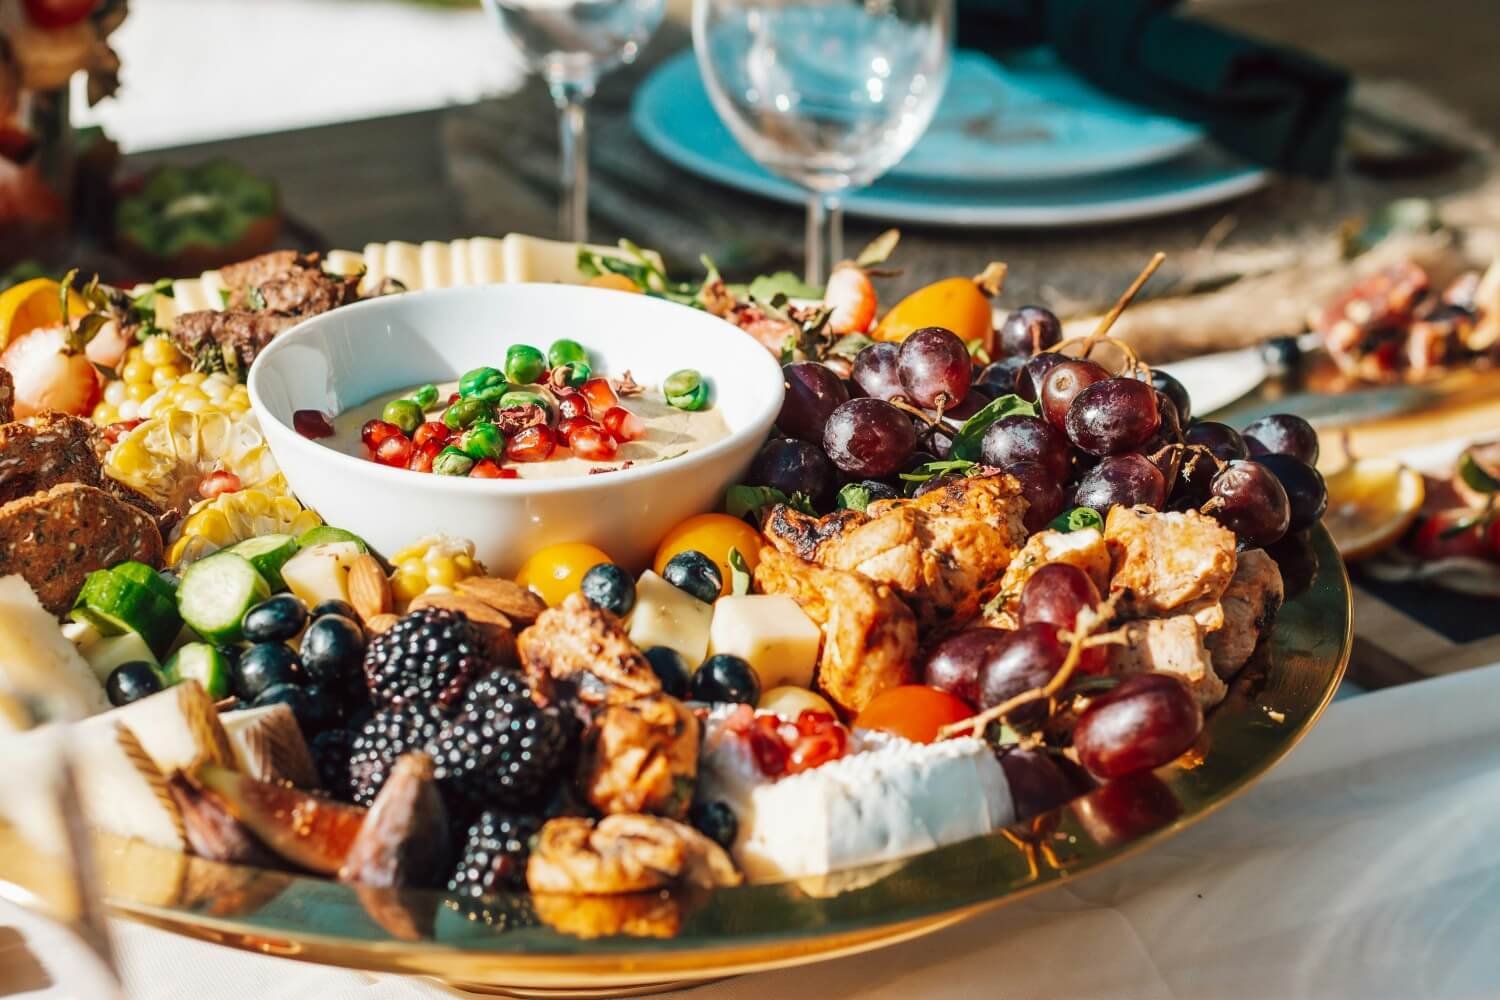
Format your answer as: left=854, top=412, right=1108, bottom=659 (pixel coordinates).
left=1323, top=458, right=1425, bottom=561
left=0, top=278, right=85, bottom=351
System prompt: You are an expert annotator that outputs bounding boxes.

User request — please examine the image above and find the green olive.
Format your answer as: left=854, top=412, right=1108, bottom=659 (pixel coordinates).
left=442, top=397, right=492, bottom=431
left=432, top=446, right=475, bottom=476
left=664, top=369, right=710, bottom=411
left=560, top=361, right=592, bottom=388
left=504, top=344, right=546, bottom=385
left=382, top=398, right=423, bottom=435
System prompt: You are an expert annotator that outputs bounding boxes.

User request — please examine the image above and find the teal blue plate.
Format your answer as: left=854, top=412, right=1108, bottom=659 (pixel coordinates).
left=632, top=49, right=1270, bottom=229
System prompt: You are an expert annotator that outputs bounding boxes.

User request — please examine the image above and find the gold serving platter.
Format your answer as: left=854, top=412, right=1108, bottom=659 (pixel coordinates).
left=0, top=528, right=1351, bottom=997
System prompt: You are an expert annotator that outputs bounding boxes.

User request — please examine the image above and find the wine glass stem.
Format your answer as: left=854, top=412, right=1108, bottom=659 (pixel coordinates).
left=551, top=83, right=592, bottom=244
left=803, top=194, right=845, bottom=287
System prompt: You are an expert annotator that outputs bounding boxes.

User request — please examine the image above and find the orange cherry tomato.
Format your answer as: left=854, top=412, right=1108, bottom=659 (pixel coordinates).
left=516, top=542, right=613, bottom=607
left=854, top=685, right=974, bottom=744
left=653, top=513, right=763, bottom=598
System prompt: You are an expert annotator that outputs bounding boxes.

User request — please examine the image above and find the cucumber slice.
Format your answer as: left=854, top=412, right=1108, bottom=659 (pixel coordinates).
left=178, top=552, right=271, bottom=645
left=227, top=534, right=299, bottom=591
left=296, top=526, right=367, bottom=553
left=111, top=561, right=178, bottom=602
left=163, top=642, right=232, bottom=700
left=72, top=569, right=183, bottom=658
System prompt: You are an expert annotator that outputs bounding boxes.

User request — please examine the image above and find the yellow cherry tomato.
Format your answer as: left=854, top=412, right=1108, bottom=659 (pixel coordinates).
left=653, top=513, right=762, bottom=598
left=854, top=685, right=974, bottom=744
left=585, top=273, right=642, bottom=293
left=873, top=276, right=994, bottom=356
left=517, top=542, right=614, bottom=607
left=759, top=685, right=836, bottom=720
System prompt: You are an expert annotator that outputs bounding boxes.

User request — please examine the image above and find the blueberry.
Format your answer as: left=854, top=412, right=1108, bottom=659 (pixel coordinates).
left=299, top=615, right=366, bottom=686
left=662, top=550, right=723, bottom=604
left=690, top=653, right=760, bottom=705
left=106, top=661, right=162, bottom=706
left=310, top=599, right=358, bottom=621
left=241, top=594, right=308, bottom=644
left=297, top=683, right=345, bottom=733
left=643, top=645, right=690, bottom=698
left=252, top=682, right=315, bottom=732
left=580, top=563, right=635, bottom=617
left=234, top=642, right=301, bottom=700
left=691, top=800, right=738, bottom=850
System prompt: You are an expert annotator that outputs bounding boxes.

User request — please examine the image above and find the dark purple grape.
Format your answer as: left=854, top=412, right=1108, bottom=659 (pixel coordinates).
left=976, top=623, right=1068, bottom=727
left=975, top=358, right=1026, bottom=399
left=1243, top=413, right=1319, bottom=466
left=778, top=362, right=848, bottom=444
left=1072, top=673, right=1202, bottom=779
left=851, top=342, right=904, bottom=401
left=1018, top=563, right=1111, bottom=673
left=1073, top=453, right=1166, bottom=514
left=1206, top=459, right=1291, bottom=546
left=1265, top=530, right=1319, bottom=598
left=944, top=389, right=992, bottom=421
left=1183, top=421, right=1248, bottom=462
left=749, top=437, right=838, bottom=508
left=1073, top=772, right=1181, bottom=847
left=996, top=306, right=1062, bottom=359
left=822, top=397, right=917, bottom=477
left=1251, top=454, right=1327, bottom=532
left=1169, top=445, right=1220, bottom=510
left=1016, top=351, right=1068, bottom=403
left=1065, top=377, right=1161, bottom=456
left=978, top=414, right=1071, bottom=482
left=1141, top=389, right=1185, bottom=486
left=922, top=425, right=954, bottom=460
left=922, top=626, right=1010, bottom=707
left=898, top=327, right=972, bottom=408
left=1149, top=369, right=1192, bottom=425
left=999, top=746, right=1088, bottom=820
left=1039, top=358, right=1109, bottom=428
left=1007, top=460, right=1066, bottom=533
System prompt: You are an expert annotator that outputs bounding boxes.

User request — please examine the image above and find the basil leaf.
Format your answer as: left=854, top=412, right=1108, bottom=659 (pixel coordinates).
left=724, top=484, right=789, bottom=521
left=836, top=482, right=874, bottom=512
left=1048, top=506, right=1104, bottom=533
left=898, top=458, right=977, bottom=483
left=828, top=333, right=875, bottom=361
left=728, top=547, right=752, bottom=596
left=1458, top=452, right=1500, bottom=494
left=747, top=270, right=823, bottom=302
left=949, top=394, right=1038, bottom=462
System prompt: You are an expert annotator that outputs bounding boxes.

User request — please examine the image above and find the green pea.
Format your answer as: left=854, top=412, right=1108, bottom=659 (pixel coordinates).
left=442, top=397, right=492, bottom=430
left=432, top=446, right=475, bottom=477
left=408, top=383, right=439, bottom=410
left=504, top=344, right=546, bottom=385
left=381, top=398, right=423, bottom=435
left=459, top=366, right=508, bottom=402
left=497, top=389, right=554, bottom=420
left=547, top=339, right=588, bottom=369
left=664, top=369, right=710, bottom=411
left=460, top=421, right=505, bottom=460
left=560, top=361, right=592, bottom=388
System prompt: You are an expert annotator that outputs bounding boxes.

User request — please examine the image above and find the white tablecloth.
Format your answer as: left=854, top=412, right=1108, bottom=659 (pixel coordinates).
left=13, top=664, right=1500, bottom=1000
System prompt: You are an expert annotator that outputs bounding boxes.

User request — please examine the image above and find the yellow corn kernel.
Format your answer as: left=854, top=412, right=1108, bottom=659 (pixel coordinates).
left=425, top=559, right=459, bottom=588
left=172, top=386, right=207, bottom=404
left=391, top=573, right=427, bottom=603
left=142, top=336, right=180, bottom=366
left=398, top=558, right=426, bottom=580
left=177, top=398, right=207, bottom=413
left=125, top=345, right=146, bottom=364
left=151, top=365, right=184, bottom=390
left=177, top=371, right=206, bottom=386
left=117, top=400, right=140, bottom=421
left=203, top=379, right=231, bottom=403
left=91, top=402, right=118, bottom=426
left=127, top=383, right=154, bottom=402
left=103, top=380, right=127, bottom=406
left=122, top=359, right=154, bottom=385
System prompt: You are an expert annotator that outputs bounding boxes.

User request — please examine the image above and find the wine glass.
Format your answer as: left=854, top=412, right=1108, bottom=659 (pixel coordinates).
left=482, top=0, right=667, bottom=243
left=694, top=0, right=952, bottom=285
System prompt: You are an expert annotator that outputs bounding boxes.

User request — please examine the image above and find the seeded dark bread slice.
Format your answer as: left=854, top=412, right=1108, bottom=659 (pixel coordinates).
left=0, top=412, right=106, bottom=507
left=0, top=368, right=13, bottom=424
left=0, top=483, right=164, bottom=616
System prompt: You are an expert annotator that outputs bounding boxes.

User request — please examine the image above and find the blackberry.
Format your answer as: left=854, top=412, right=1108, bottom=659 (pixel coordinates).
left=448, top=810, right=542, bottom=898
left=347, top=701, right=445, bottom=806
left=310, top=728, right=355, bottom=801
left=428, top=681, right=573, bottom=815
left=458, top=667, right=531, bottom=716
left=362, top=608, right=487, bottom=710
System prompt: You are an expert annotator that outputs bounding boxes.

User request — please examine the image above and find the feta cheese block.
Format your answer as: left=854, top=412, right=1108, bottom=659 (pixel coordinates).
left=627, top=570, right=713, bottom=666
left=701, top=718, right=1014, bottom=881
left=708, top=595, right=820, bottom=690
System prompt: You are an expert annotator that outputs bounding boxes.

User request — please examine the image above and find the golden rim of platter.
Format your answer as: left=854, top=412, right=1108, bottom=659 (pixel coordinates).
left=0, top=529, right=1351, bottom=997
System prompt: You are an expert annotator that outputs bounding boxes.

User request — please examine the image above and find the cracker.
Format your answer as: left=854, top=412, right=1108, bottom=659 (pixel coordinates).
left=0, top=413, right=105, bottom=507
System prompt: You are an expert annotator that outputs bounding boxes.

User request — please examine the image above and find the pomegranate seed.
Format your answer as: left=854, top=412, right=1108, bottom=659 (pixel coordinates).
left=580, top=377, right=618, bottom=412
left=505, top=425, right=557, bottom=462
left=748, top=725, right=788, bottom=777
left=447, top=392, right=461, bottom=405
left=198, top=470, right=243, bottom=500
left=469, top=458, right=506, bottom=478
left=721, top=704, right=755, bottom=734
left=556, top=414, right=593, bottom=442
left=374, top=434, right=413, bottom=467
left=568, top=422, right=617, bottom=461
left=601, top=405, right=645, bottom=443
left=102, top=419, right=143, bottom=445
left=408, top=440, right=443, bottom=473
left=411, top=421, right=450, bottom=449
left=361, top=419, right=404, bottom=452
left=556, top=391, right=591, bottom=421
left=293, top=409, right=335, bottom=439
left=794, top=710, right=839, bottom=736
left=788, top=732, right=846, bottom=774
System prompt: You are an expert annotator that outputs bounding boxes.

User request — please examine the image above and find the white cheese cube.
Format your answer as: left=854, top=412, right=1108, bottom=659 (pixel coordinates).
left=708, top=595, right=820, bottom=691
left=627, top=570, right=712, bottom=666
left=280, top=541, right=362, bottom=609
left=85, top=631, right=160, bottom=682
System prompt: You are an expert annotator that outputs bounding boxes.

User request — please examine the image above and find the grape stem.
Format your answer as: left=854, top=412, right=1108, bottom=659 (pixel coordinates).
left=888, top=396, right=945, bottom=428
left=938, top=601, right=1121, bottom=741
left=1085, top=251, right=1166, bottom=349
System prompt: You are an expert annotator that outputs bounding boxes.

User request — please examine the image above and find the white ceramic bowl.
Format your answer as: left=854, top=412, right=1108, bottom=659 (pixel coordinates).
left=247, top=284, right=784, bottom=574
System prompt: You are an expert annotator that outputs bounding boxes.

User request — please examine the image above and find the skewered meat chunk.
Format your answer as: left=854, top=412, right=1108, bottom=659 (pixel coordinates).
left=753, top=546, right=917, bottom=715
left=580, top=695, right=699, bottom=820
left=1113, top=616, right=1227, bottom=709
left=518, top=593, right=660, bottom=710
left=988, top=527, right=1112, bottom=627
left=1105, top=507, right=1236, bottom=619
left=1206, top=549, right=1285, bottom=679
left=527, top=814, right=741, bottom=894
left=762, top=504, right=869, bottom=563
left=1314, top=261, right=1430, bottom=376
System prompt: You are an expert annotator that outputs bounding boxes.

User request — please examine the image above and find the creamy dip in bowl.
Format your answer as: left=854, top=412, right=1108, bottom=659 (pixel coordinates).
left=247, top=284, right=783, bottom=574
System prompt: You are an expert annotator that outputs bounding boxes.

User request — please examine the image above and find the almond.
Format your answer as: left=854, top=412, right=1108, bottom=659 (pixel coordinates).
left=365, top=613, right=400, bottom=634
left=408, top=591, right=517, bottom=662
left=455, top=576, right=548, bottom=627
left=347, top=554, right=392, bottom=621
